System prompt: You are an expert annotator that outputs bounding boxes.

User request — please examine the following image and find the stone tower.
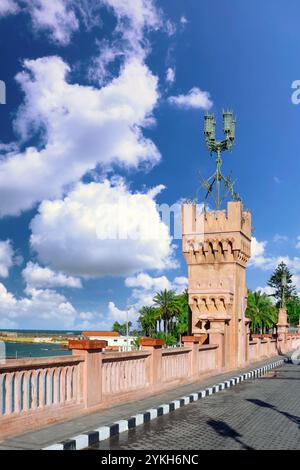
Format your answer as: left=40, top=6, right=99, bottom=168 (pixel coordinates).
left=182, top=200, right=252, bottom=370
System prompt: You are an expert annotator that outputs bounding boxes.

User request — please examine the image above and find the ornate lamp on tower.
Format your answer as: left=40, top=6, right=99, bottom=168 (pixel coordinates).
left=182, top=111, right=252, bottom=369
left=201, top=111, right=240, bottom=209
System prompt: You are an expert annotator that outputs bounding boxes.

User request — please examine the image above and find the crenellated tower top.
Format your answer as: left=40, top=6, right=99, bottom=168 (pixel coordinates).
left=182, top=200, right=251, bottom=268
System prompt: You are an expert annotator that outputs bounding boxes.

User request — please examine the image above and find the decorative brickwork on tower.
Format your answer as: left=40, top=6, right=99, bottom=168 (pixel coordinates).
left=182, top=200, right=252, bottom=369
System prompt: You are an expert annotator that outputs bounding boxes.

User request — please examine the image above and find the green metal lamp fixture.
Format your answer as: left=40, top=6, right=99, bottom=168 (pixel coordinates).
left=201, top=110, right=241, bottom=209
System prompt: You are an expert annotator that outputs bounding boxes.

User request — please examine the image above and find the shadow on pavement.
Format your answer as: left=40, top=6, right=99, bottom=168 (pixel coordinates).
left=247, top=399, right=300, bottom=429
left=206, top=419, right=254, bottom=450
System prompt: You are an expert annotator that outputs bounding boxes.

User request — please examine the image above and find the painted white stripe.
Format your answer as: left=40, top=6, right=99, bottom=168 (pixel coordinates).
left=95, top=426, right=110, bottom=441
left=199, top=390, right=206, bottom=398
left=146, top=409, right=158, bottom=419
left=190, top=393, right=198, bottom=401
left=71, top=434, right=89, bottom=450
left=218, top=383, right=225, bottom=390
left=206, top=388, right=213, bottom=395
left=180, top=396, right=190, bottom=405
left=43, top=443, right=64, bottom=450
left=114, top=420, right=128, bottom=433
left=225, top=380, right=231, bottom=388
left=132, top=414, right=144, bottom=426
left=160, top=404, right=170, bottom=414
left=213, top=385, right=220, bottom=392
left=171, top=400, right=181, bottom=409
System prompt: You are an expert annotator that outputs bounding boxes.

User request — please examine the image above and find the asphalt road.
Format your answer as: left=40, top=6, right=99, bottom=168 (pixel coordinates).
left=91, top=363, right=300, bottom=450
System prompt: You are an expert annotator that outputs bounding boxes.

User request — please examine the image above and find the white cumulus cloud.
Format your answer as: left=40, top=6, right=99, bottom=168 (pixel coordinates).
left=108, top=272, right=188, bottom=324
left=26, top=0, right=79, bottom=45
left=168, top=87, right=213, bottom=110
left=22, top=262, right=82, bottom=289
left=0, top=55, right=160, bottom=216
left=0, top=0, right=19, bottom=16
left=0, top=283, right=77, bottom=329
left=0, top=240, right=15, bottom=278
left=166, top=67, right=175, bottom=84
left=30, top=179, right=176, bottom=278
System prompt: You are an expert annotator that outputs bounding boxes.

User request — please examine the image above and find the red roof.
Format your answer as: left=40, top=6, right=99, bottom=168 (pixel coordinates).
left=83, top=331, right=120, bottom=337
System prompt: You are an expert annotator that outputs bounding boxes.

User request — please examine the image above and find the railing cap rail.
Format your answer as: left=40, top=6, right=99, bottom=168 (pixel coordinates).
left=198, top=344, right=219, bottom=351
left=0, top=355, right=84, bottom=372
left=102, top=350, right=151, bottom=360
left=161, top=347, right=191, bottom=355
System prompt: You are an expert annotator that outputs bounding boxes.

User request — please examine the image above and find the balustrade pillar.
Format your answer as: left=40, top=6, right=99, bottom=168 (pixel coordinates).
left=140, top=338, right=165, bottom=390
left=69, top=340, right=107, bottom=409
left=182, top=336, right=200, bottom=377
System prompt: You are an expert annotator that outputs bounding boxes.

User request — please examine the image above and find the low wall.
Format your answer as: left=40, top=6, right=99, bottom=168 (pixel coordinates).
left=249, top=334, right=300, bottom=362
left=1, top=334, right=300, bottom=441
left=0, top=355, right=85, bottom=440
left=0, top=342, right=218, bottom=440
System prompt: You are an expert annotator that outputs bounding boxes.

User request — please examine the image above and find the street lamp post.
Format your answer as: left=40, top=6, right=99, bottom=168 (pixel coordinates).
left=125, top=304, right=135, bottom=351
left=126, top=308, right=129, bottom=351
left=201, top=111, right=241, bottom=209
left=281, top=272, right=287, bottom=309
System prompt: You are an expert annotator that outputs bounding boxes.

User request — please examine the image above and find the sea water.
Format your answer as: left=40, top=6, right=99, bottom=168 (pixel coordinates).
left=3, top=341, right=71, bottom=359
left=0, top=329, right=80, bottom=358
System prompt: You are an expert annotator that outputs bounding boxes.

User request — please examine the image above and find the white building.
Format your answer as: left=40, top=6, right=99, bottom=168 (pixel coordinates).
left=82, top=331, right=137, bottom=351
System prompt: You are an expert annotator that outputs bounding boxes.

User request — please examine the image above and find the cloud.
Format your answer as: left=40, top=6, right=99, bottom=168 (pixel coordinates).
left=0, top=276, right=114, bottom=330
left=108, top=301, right=137, bottom=324
left=108, top=272, right=188, bottom=324
left=250, top=236, right=300, bottom=272
left=166, top=67, right=175, bottom=84
left=0, top=282, right=77, bottom=329
left=30, top=179, right=176, bottom=278
left=249, top=237, right=268, bottom=268
left=0, top=0, right=19, bottom=16
left=254, top=285, right=276, bottom=304
left=0, top=240, right=15, bottom=277
left=22, top=262, right=82, bottom=289
left=103, top=0, right=162, bottom=56
left=168, top=87, right=213, bottom=110
left=0, top=55, right=160, bottom=216
left=26, top=0, right=79, bottom=45
left=88, top=0, right=165, bottom=85
left=273, top=234, right=288, bottom=243
left=0, top=1, right=80, bottom=44
left=180, top=15, right=188, bottom=27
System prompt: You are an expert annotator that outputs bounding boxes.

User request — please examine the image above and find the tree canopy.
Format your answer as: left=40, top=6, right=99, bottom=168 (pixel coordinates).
left=267, top=261, right=296, bottom=307
left=246, top=290, right=277, bottom=334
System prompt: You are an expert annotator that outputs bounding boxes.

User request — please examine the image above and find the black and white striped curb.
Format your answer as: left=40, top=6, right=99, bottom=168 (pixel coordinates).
left=43, top=359, right=284, bottom=450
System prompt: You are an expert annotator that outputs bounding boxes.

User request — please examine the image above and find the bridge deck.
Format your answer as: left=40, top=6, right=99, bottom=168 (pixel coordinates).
left=92, top=362, right=300, bottom=450
left=0, top=355, right=291, bottom=450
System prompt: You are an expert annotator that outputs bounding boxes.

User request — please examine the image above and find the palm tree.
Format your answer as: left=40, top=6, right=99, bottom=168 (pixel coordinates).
left=175, top=289, right=189, bottom=341
left=246, top=290, right=277, bottom=334
left=153, top=290, right=181, bottom=333
left=138, top=306, right=159, bottom=337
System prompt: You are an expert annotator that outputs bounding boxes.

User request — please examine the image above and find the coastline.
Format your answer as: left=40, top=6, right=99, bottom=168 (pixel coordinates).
left=0, top=335, right=69, bottom=346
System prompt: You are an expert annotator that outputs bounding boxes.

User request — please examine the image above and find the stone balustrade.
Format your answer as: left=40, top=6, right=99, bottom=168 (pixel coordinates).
left=1, top=334, right=300, bottom=441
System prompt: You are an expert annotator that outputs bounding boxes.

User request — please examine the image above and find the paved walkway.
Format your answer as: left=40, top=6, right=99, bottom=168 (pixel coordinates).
left=92, top=362, right=300, bottom=450
left=0, top=356, right=288, bottom=450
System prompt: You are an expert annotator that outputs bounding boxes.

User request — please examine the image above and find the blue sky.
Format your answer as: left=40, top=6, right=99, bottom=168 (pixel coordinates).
left=0, top=0, right=300, bottom=330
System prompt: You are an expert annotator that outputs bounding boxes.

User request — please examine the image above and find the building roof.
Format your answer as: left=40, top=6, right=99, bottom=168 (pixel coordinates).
left=82, top=331, right=120, bottom=337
